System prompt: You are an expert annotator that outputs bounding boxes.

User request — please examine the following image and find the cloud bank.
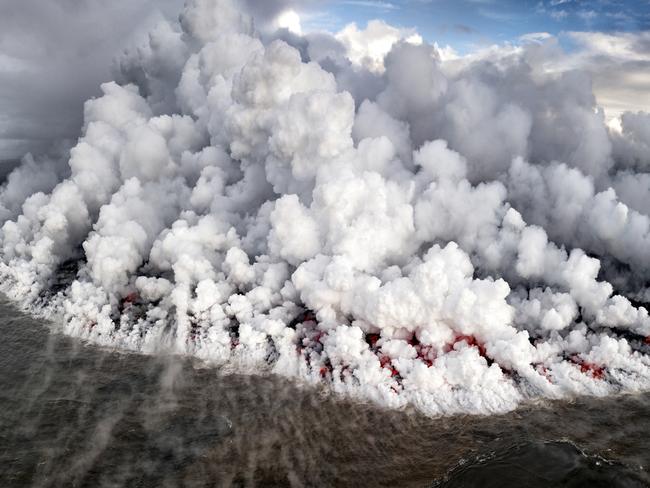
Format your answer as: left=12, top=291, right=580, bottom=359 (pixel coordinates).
left=1, top=0, right=650, bottom=416
left=0, top=0, right=190, bottom=159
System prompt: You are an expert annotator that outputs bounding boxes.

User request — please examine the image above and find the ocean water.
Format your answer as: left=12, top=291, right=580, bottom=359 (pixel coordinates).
left=0, top=296, right=648, bottom=488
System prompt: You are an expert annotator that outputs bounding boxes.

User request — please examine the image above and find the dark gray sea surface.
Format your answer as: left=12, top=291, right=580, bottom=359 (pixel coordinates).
left=0, top=296, right=648, bottom=488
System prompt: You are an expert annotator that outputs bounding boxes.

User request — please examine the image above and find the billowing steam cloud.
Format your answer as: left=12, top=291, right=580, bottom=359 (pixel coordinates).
left=2, top=0, right=650, bottom=416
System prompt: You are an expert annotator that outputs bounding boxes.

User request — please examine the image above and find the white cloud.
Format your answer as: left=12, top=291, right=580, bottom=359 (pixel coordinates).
left=4, top=0, right=650, bottom=419
left=339, top=1, right=399, bottom=10
left=549, top=9, right=568, bottom=20
left=335, top=19, right=422, bottom=72
left=519, top=32, right=554, bottom=44
left=446, top=31, right=650, bottom=125
left=564, top=31, right=650, bottom=120
left=274, top=9, right=303, bottom=34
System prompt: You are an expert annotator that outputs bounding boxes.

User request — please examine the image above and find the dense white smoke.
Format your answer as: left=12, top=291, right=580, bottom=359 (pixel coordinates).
left=2, top=0, right=650, bottom=416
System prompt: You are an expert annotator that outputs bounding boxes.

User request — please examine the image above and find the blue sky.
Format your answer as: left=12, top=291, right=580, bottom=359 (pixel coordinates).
left=303, top=0, right=650, bottom=53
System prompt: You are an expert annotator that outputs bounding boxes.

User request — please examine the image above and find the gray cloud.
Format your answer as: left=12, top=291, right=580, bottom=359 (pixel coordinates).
left=562, top=31, right=650, bottom=120
left=0, top=0, right=332, bottom=162
left=0, top=0, right=183, bottom=160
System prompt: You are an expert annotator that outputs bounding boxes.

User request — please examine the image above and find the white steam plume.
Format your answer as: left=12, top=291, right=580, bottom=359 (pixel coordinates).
left=1, top=0, right=650, bottom=416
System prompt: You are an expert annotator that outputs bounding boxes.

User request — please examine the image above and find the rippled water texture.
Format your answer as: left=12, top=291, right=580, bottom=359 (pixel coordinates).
left=0, top=296, right=648, bottom=487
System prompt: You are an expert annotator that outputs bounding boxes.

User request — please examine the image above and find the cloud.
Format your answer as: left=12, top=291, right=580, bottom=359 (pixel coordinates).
left=0, top=0, right=184, bottom=160
left=538, top=0, right=648, bottom=29
left=549, top=9, right=568, bottom=20
left=0, top=0, right=333, bottom=161
left=339, top=0, right=399, bottom=9
left=577, top=9, right=598, bottom=22
left=453, top=24, right=477, bottom=35
left=563, top=31, right=650, bottom=119
left=241, top=0, right=326, bottom=31
left=447, top=30, right=650, bottom=126
left=2, top=0, right=650, bottom=418
left=335, top=19, right=422, bottom=72
left=519, top=32, right=554, bottom=44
